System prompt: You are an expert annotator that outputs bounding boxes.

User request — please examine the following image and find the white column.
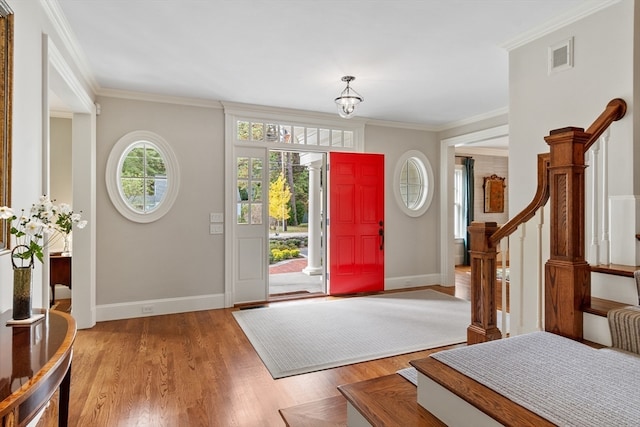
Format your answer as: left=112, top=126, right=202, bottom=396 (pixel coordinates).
left=303, top=161, right=323, bottom=276
left=589, top=139, right=600, bottom=264
left=599, top=131, right=610, bottom=265
left=536, top=208, right=544, bottom=331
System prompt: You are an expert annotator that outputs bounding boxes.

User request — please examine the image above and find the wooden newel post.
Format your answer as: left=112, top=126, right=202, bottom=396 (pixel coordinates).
left=467, top=221, right=502, bottom=345
left=544, top=127, right=591, bottom=341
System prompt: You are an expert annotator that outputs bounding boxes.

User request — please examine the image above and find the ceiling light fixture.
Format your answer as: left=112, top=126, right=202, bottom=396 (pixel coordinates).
left=334, top=76, right=363, bottom=119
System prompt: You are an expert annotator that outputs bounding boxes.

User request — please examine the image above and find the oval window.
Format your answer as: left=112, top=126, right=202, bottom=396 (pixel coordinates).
left=106, top=131, right=180, bottom=223
left=393, top=150, right=434, bottom=217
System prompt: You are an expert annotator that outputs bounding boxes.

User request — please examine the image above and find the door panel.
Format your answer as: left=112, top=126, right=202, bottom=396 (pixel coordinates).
left=329, top=152, right=384, bottom=295
left=234, top=147, right=268, bottom=303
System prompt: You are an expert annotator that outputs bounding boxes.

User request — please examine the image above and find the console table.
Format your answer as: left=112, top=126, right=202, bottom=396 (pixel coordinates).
left=49, top=254, right=71, bottom=306
left=0, top=309, right=76, bottom=427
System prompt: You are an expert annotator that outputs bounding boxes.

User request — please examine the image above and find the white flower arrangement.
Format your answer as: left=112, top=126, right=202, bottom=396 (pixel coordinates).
left=0, top=195, right=87, bottom=264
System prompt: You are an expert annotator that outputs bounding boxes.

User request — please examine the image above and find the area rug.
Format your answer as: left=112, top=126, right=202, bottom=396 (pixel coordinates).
left=232, top=289, right=470, bottom=378
left=431, top=331, right=640, bottom=426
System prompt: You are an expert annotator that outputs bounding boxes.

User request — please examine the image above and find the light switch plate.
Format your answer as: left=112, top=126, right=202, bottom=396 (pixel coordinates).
left=210, top=212, right=224, bottom=223
left=210, top=224, right=224, bottom=235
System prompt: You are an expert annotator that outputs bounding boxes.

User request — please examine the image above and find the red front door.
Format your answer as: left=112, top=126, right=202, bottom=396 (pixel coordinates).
left=328, top=152, right=384, bottom=295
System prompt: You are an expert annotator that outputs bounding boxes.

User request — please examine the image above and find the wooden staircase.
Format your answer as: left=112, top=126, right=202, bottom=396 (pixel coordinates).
left=586, top=264, right=637, bottom=317
left=583, top=263, right=639, bottom=345
left=280, top=99, right=637, bottom=425
left=279, top=263, right=639, bottom=426
left=280, top=373, right=444, bottom=427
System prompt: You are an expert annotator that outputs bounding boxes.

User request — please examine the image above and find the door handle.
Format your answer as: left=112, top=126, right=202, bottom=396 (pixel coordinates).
left=379, top=220, right=384, bottom=251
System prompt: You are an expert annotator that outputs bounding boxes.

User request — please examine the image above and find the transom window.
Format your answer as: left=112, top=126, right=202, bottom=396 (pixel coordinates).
left=106, top=131, right=180, bottom=223
left=236, top=120, right=354, bottom=148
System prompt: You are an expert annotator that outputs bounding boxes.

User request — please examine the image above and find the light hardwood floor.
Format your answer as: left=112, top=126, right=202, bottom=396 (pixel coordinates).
left=68, top=270, right=490, bottom=426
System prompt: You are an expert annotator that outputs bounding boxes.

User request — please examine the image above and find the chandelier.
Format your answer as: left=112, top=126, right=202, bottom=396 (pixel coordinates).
left=334, top=76, right=363, bottom=119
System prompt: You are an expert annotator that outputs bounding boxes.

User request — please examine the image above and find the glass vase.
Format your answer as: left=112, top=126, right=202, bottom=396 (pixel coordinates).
left=11, top=244, right=34, bottom=321
left=62, top=233, right=71, bottom=256
left=12, top=266, right=33, bottom=320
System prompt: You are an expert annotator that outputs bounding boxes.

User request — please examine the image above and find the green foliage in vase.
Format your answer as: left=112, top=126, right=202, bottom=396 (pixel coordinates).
left=0, top=195, right=87, bottom=264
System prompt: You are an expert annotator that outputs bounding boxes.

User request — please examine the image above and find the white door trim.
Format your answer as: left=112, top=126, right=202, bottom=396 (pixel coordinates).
left=223, top=106, right=364, bottom=307
left=45, top=35, right=97, bottom=328
left=439, top=124, right=509, bottom=286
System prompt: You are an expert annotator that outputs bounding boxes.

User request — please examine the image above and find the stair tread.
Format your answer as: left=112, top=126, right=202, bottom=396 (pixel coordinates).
left=279, top=395, right=347, bottom=427
left=583, top=296, right=631, bottom=317
left=337, top=373, right=445, bottom=426
left=411, top=357, right=554, bottom=427
left=591, top=264, right=639, bottom=277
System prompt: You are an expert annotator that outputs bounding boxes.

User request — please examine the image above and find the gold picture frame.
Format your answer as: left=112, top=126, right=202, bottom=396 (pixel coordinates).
left=484, top=174, right=506, bottom=213
left=0, top=1, right=12, bottom=252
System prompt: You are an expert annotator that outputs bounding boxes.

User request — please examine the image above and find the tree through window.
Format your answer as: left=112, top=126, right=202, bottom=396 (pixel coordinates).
left=120, top=141, right=167, bottom=213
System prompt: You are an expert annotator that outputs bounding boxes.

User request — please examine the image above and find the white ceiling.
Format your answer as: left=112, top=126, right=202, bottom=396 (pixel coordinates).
left=56, top=0, right=613, bottom=129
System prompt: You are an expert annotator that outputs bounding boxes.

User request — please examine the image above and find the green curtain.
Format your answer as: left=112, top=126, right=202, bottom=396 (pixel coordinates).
left=463, top=157, right=474, bottom=266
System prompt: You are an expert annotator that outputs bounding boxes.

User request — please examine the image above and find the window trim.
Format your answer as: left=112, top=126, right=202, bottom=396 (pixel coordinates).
left=393, top=150, right=434, bottom=217
left=454, top=164, right=465, bottom=239
left=105, top=130, right=180, bottom=223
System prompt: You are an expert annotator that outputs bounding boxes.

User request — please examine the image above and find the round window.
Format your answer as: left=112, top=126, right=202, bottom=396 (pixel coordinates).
left=106, top=131, right=180, bottom=223
left=393, top=150, right=434, bottom=217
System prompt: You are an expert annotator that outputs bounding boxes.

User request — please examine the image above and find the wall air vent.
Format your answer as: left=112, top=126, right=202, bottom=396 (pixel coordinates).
left=548, top=37, right=574, bottom=75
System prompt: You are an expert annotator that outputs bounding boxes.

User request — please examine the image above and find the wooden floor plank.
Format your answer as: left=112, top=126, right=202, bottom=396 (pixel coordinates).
left=68, top=270, right=477, bottom=426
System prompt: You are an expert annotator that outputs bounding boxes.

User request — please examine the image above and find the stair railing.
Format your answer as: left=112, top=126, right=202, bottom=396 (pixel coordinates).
left=467, top=99, right=627, bottom=345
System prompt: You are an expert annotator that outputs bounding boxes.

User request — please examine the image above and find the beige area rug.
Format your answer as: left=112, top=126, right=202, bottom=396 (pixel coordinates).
left=233, top=290, right=470, bottom=379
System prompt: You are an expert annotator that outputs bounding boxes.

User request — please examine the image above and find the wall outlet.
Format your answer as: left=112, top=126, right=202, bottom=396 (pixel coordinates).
left=142, top=305, right=154, bottom=314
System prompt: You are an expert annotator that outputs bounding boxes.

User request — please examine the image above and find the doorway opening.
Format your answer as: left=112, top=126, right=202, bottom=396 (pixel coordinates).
left=49, top=116, right=74, bottom=313
left=267, top=150, right=326, bottom=299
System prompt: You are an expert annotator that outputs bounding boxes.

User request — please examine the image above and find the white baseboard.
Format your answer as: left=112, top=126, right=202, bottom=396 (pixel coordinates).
left=385, top=274, right=442, bottom=290
left=96, top=293, right=226, bottom=322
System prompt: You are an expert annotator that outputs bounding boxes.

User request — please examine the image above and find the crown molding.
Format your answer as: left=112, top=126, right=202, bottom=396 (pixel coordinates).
left=441, top=124, right=509, bottom=146
left=98, top=88, right=224, bottom=109
left=48, top=38, right=94, bottom=112
left=364, top=118, right=439, bottom=132
left=221, top=101, right=367, bottom=128
left=501, top=0, right=621, bottom=51
left=41, top=0, right=99, bottom=94
left=437, top=107, right=509, bottom=133
left=366, top=106, right=508, bottom=133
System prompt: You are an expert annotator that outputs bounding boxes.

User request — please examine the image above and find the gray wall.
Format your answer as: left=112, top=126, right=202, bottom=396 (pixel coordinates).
left=96, top=96, right=225, bottom=305
left=94, top=100, right=444, bottom=310
left=365, top=125, right=441, bottom=284
left=508, top=0, right=636, bottom=333
left=509, top=0, right=634, bottom=210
